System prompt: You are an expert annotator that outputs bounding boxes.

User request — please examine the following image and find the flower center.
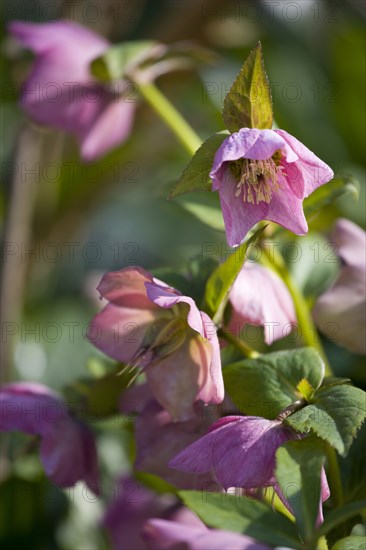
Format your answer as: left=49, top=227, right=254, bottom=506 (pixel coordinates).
left=229, top=152, right=285, bottom=205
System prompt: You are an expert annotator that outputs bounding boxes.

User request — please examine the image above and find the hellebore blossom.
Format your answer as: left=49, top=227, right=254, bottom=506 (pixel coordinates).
left=228, top=262, right=297, bottom=345
left=88, top=266, right=224, bottom=421
left=210, top=128, right=334, bottom=247
left=170, top=415, right=330, bottom=523
left=313, top=218, right=366, bottom=355
left=8, top=20, right=135, bottom=161
left=143, top=515, right=272, bottom=550
left=121, top=383, right=220, bottom=490
left=103, top=476, right=177, bottom=550
left=0, top=382, right=99, bottom=492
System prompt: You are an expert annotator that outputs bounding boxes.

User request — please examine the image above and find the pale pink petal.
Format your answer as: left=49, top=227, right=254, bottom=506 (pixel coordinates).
left=275, top=129, right=334, bottom=198
left=146, top=337, right=203, bottom=421
left=313, top=266, right=366, bottom=355
left=143, top=518, right=269, bottom=550
left=87, top=304, right=156, bottom=363
left=80, top=98, right=136, bottom=162
left=97, top=267, right=155, bottom=309
left=218, top=168, right=270, bottom=247
left=145, top=282, right=204, bottom=336
left=198, top=311, right=224, bottom=403
left=331, top=218, right=366, bottom=268
left=265, top=175, right=308, bottom=236
left=229, top=263, right=296, bottom=345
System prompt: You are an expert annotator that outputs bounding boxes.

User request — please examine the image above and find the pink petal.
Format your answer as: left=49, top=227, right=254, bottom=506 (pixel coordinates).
left=146, top=337, right=204, bottom=421
left=87, top=303, right=156, bottom=364
left=229, top=263, right=296, bottom=345
left=210, top=129, right=292, bottom=191
left=80, top=97, right=136, bottom=162
left=145, top=281, right=205, bottom=336
left=218, top=168, right=270, bottom=247
left=97, top=267, right=155, bottom=309
left=265, top=174, right=308, bottom=236
left=331, top=218, right=366, bottom=268
left=170, top=417, right=297, bottom=490
left=198, top=312, right=224, bottom=404
left=0, top=383, right=99, bottom=491
left=275, top=129, right=334, bottom=198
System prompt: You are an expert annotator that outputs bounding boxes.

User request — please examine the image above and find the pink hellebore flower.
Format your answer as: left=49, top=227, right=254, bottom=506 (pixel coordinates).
left=103, top=476, right=177, bottom=550
left=313, top=219, right=366, bottom=355
left=170, top=415, right=330, bottom=524
left=8, top=20, right=135, bottom=161
left=143, top=515, right=272, bottom=550
left=88, top=267, right=224, bottom=421
left=228, top=262, right=296, bottom=345
left=210, top=128, right=334, bottom=247
left=0, top=382, right=99, bottom=492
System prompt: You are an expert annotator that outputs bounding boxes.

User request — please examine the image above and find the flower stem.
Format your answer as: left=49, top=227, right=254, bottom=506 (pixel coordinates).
left=325, top=444, right=344, bottom=509
left=219, top=329, right=260, bottom=359
left=137, top=81, right=202, bottom=156
left=259, top=242, right=333, bottom=375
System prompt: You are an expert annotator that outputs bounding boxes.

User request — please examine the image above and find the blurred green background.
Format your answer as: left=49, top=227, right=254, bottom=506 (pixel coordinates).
left=1, top=0, right=365, bottom=548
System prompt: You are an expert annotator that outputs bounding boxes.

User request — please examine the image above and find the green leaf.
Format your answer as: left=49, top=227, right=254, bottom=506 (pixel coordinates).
left=275, top=438, right=326, bottom=543
left=332, top=536, right=366, bottom=550
left=304, top=175, right=359, bottom=219
left=168, top=131, right=229, bottom=199
left=63, top=367, right=133, bottom=420
left=316, top=501, right=366, bottom=539
left=203, top=226, right=265, bottom=324
left=179, top=491, right=302, bottom=549
left=285, top=385, right=366, bottom=456
left=91, top=41, right=157, bottom=81
left=222, top=42, right=273, bottom=133
left=224, top=347, right=324, bottom=419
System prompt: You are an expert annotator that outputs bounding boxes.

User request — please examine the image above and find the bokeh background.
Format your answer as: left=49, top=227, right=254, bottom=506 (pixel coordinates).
left=1, top=0, right=365, bottom=548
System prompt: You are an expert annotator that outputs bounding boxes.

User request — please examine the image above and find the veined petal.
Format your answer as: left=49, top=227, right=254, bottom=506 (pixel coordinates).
left=97, top=266, right=155, bottom=309
left=265, top=175, right=308, bottom=236
left=275, top=129, right=334, bottom=198
left=331, top=218, right=366, bottom=268
left=198, top=311, right=224, bottom=404
left=87, top=303, right=156, bottom=363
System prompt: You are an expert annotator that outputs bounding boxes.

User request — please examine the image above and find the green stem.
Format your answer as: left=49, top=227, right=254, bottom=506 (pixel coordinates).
left=138, top=81, right=202, bottom=156
left=219, top=329, right=260, bottom=359
left=326, top=444, right=344, bottom=509
left=260, top=243, right=333, bottom=376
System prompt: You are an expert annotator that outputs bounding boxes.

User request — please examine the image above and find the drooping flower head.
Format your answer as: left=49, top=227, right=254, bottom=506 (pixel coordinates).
left=143, top=514, right=272, bottom=549
left=170, top=415, right=329, bottom=524
left=313, top=218, right=366, bottom=355
left=210, top=128, right=334, bottom=247
left=228, top=262, right=297, bottom=345
left=8, top=20, right=136, bottom=161
left=0, top=382, right=99, bottom=492
left=87, top=267, right=224, bottom=421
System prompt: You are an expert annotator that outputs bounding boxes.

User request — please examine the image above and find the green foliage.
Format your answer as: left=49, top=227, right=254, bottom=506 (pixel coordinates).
left=63, top=366, right=134, bottom=420
left=276, top=438, right=326, bottom=543
left=285, top=385, right=366, bottom=457
left=317, top=501, right=366, bottom=539
left=168, top=131, right=229, bottom=198
left=179, top=491, right=302, bottom=549
left=222, top=42, right=273, bottom=132
left=332, top=536, right=366, bottom=549
left=224, top=348, right=324, bottom=419
left=304, top=175, right=359, bottom=219
left=203, top=226, right=265, bottom=324
left=90, top=41, right=157, bottom=81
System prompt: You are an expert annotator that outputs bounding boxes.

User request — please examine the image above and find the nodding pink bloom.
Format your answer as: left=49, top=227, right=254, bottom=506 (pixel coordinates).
left=8, top=20, right=136, bottom=161
left=228, top=262, right=296, bottom=345
left=313, top=219, right=366, bottom=355
left=87, top=266, right=224, bottom=421
left=143, top=515, right=272, bottom=550
left=210, top=128, right=333, bottom=247
left=170, top=415, right=329, bottom=525
left=103, top=476, right=178, bottom=550
left=0, top=382, right=99, bottom=492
